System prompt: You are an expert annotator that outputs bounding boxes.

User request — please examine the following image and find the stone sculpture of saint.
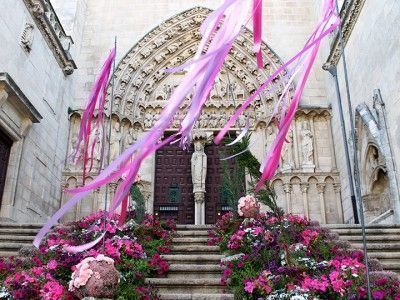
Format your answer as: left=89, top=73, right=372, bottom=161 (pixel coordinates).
left=191, top=140, right=207, bottom=193
left=281, top=129, right=294, bottom=170
left=301, top=125, right=314, bottom=164
left=109, top=121, right=122, bottom=162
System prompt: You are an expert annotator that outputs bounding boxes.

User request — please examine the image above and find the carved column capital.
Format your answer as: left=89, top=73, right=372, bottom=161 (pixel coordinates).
left=194, top=192, right=205, bottom=204
left=300, top=183, right=309, bottom=194
left=317, top=183, right=326, bottom=194
left=333, top=183, right=341, bottom=193
left=283, top=183, right=292, bottom=194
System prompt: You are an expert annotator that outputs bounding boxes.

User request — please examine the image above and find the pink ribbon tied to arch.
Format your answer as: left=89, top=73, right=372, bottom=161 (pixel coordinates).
left=34, top=0, right=340, bottom=253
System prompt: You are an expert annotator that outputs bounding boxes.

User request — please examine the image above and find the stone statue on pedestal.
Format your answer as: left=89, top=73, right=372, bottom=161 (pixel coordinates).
left=191, top=140, right=207, bottom=193
left=191, top=139, right=207, bottom=225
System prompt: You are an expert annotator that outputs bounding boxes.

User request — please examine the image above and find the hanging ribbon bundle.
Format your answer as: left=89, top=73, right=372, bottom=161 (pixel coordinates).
left=34, top=0, right=340, bottom=252
left=70, top=48, right=116, bottom=182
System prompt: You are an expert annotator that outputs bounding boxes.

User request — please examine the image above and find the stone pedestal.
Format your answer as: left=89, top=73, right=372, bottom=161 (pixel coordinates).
left=194, top=192, right=205, bottom=225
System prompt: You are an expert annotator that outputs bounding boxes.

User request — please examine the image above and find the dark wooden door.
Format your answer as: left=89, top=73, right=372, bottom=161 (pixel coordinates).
left=205, top=142, right=244, bottom=224
left=154, top=143, right=194, bottom=224
left=0, top=130, right=12, bottom=207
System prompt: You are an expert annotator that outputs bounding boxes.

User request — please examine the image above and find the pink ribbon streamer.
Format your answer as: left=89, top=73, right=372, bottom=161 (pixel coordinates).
left=71, top=48, right=116, bottom=182
left=253, top=0, right=263, bottom=68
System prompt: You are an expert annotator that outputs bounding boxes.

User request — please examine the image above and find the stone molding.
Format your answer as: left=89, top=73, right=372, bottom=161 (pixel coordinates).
left=325, top=0, right=366, bottom=66
left=22, top=0, right=77, bottom=75
left=0, top=73, right=42, bottom=220
left=0, top=72, right=42, bottom=132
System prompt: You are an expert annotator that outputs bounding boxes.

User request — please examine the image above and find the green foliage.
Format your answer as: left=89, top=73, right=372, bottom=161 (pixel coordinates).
left=131, top=184, right=146, bottom=224
left=220, top=158, right=246, bottom=210
left=222, top=134, right=284, bottom=217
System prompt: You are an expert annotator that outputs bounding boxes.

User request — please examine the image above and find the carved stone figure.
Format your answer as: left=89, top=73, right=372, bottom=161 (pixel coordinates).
left=301, top=124, right=314, bottom=165
left=281, top=129, right=294, bottom=172
left=20, top=23, right=34, bottom=52
left=265, top=124, right=276, bottom=153
left=367, top=147, right=379, bottom=174
left=109, top=121, right=122, bottom=162
left=124, top=127, right=137, bottom=149
left=191, top=140, right=207, bottom=193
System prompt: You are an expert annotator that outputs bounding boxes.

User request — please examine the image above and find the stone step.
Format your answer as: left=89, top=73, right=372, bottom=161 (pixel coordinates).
left=0, top=242, right=32, bottom=251
left=170, top=245, right=220, bottom=254
left=0, top=223, right=43, bottom=229
left=176, top=225, right=214, bottom=230
left=380, top=262, right=400, bottom=272
left=173, top=237, right=209, bottom=245
left=368, top=252, right=400, bottom=260
left=168, top=264, right=222, bottom=279
left=0, top=251, right=17, bottom=257
left=324, top=224, right=400, bottom=229
left=159, top=293, right=234, bottom=300
left=162, top=254, right=224, bottom=264
left=176, top=230, right=210, bottom=237
left=340, top=235, right=400, bottom=242
left=351, top=243, right=400, bottom=251
left=145, top=278, right=226, bottom=294
left=330, top=228, right=400, bottom=235
left=0, top=228, right=40, bottom=236
left=0, top=235, right=35, bottom=242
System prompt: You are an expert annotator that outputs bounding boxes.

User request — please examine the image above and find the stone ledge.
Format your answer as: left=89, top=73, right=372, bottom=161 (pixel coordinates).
left=22, top=0, right=77, bottom=75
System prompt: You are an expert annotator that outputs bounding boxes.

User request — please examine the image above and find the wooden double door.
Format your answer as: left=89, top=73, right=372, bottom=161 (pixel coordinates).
left=154, top=140, right=242, bottom=224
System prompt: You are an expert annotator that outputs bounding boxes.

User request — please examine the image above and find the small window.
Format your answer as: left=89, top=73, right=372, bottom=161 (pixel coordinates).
left=168, top=184, right=181, bottom=203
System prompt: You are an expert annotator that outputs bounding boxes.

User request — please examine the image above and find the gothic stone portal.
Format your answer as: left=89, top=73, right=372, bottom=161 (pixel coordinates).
left=154, top=139, right=243, bottom=224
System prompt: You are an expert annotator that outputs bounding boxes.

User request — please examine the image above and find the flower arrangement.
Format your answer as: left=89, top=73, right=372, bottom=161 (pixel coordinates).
left=237, top=195, right=260, bottom=218
left=0, top=211, right=175, bottom=299
left=209, top=207, right=400, bottom=299
left=69, top=254, right=119, bottom=299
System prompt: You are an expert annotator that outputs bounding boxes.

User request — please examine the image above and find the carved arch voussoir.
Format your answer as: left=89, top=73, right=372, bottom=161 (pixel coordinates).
left=107, top=7, right=288, bottom=131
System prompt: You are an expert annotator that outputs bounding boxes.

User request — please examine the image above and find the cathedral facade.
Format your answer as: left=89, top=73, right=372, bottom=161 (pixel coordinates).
left=0, top=0, right=399, bottom=225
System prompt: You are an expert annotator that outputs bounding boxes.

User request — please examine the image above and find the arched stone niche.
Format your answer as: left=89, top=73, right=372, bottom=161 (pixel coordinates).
left=355, top=103, right=396, bottom=224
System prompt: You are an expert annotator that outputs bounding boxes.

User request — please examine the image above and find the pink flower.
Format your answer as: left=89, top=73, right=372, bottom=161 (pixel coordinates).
left=40, top=281, right=65, bottom=300
left=252, top=227, right=263, bottom=235
left=372, top=290, right=386, bottom=300
left=244, top=281, right=256, bottom=293
left=46, top=259, right=58, bottom=270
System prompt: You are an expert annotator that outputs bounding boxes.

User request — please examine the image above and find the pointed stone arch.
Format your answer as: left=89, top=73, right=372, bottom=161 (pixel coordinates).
left=107, top=7, right=287, bottom=133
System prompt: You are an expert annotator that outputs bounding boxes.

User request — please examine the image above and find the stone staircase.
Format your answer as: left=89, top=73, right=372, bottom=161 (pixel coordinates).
left=0, top=223, right=41, bottom=257
left=326, top=224, right=400, bottom=273
left=1, top=222, right=400, bottom=297
left=146, top=225, right=234, bottom=300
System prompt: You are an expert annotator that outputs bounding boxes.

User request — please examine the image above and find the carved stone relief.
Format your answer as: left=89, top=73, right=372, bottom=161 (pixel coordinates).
left=20, top=23, right=34, bottom=52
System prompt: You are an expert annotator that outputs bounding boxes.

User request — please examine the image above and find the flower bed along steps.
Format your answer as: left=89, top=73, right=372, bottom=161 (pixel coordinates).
left=327, top=224, right=400, bottom=273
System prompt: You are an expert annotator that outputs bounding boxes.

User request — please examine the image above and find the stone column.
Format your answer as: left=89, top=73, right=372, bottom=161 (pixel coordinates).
left=333, top=183, right=344, bottom=223
left=283, top=183, right=292, bottom=213
left=317, top=183, right=327, bottom=224
left=191, top=139, right=207, bottom=225
left=300, top=183, right=309, bottom=218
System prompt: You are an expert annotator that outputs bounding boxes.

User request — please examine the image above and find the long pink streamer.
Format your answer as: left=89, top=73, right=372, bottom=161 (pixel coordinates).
left=253, top=0, right=263, bottom=68
left=71, top=48, right=116, bottom=181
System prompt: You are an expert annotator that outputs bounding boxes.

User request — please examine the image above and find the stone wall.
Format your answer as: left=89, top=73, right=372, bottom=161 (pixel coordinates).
left=0, top=0, right=80, bottom=222
left=322, top=0, right=400, bottom=223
